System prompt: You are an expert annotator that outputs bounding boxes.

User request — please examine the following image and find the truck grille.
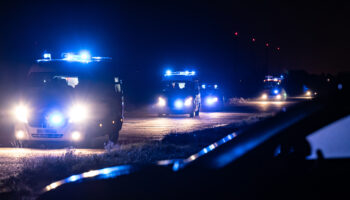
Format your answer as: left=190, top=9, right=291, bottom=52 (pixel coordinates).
left=28, top=113, right=67, bottom=128
left=32, top=134, right=63, bottom=138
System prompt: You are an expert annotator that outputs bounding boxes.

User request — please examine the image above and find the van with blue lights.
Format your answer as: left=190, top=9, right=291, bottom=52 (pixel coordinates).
left=156, top=70, right=201, bottom=117
left=259, top=75, right=287, bottom=101
left=12, top=52, right=124, bottom=145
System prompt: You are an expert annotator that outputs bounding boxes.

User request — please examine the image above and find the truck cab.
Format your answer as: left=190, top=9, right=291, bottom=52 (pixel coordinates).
left=156, top=70, right=201, bottom=118
left=12, top=52, right=124, bottom=145
left=260, top=75, right=287, bottom=101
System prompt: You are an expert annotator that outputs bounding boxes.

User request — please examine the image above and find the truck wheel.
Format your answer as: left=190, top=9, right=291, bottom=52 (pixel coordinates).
left=195, top=109, right=200, bottom=116
left=195, top=104, right=200, bottom=116
left=108, top=130, right=120, bottom=143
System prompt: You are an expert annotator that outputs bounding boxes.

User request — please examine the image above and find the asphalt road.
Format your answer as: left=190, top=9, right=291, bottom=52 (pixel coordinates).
left=0, top=100, right=294, bottom=182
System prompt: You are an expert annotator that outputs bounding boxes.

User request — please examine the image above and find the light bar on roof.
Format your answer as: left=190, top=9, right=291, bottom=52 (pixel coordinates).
left=264, top=75, right=283, bottom=82
left=36, top=51, right=112, bottom=63
left=164, top=70, right=196, bottom=76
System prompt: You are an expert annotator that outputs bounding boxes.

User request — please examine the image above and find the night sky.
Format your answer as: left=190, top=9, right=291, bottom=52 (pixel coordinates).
left=0, top=0, right=349, bottom=101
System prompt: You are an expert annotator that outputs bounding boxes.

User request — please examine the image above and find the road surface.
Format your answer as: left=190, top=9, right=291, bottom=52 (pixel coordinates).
left=0, top=101, right=293, bottom=182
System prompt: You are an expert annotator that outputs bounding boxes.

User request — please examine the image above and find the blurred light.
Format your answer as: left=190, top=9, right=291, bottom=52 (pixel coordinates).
left=276, top=47, right=280, bottom=51
left=64, top=53, right=74, bottom=61
left=201, top=84, right=206, bottom=89
left=178, top=82, right=185, bottom=89
left=79, top=51, right=91, bottom=61
left=69, top=104, right=88, bottom=123
left=273, top=89, right=279, bottom=94
left=265, top=42, right=269, bottom=47
left=14, top=105, right=29, bottom=123
left=158, top=97, right=166, bottom=107
left=214, top=84, right=218, bottom=89
left=68, top=175, right=80, bottom=182
left=175, top=100, right=183, bottom=108
left=252, top=38, right=256, bottom=42
left=82, top=170, right=99, bottom=178
left=165, top=71, right=196, bottom=76
left=49, top=113, right=64, bottom=127
left=261, top=94, right=268, bottom=100
left=71, top=131, right=81, bottom=141
left=306, top=91, right=312, bottom=96
left=206, top=97, right=218, bottom=105
left=173, top=132, right=238, bottom=171
left=16, top=130, right=25, bottom=139
left=44, top=165, right=133, bottom=192
left=234, top=32, right=238, bottom=36
left=184, top=97, right=193, bottom=106
left=338, top=84, right=343, bottom=90
left=165, top=70, right=172, bottom=76
left=276, top=94, right=282, bottom=100
left=43, top=53, right=51, bottom=59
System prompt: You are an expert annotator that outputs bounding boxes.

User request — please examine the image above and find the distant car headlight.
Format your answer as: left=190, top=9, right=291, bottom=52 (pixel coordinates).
left=184, top=97, right=193, bottom=106
left=306, top=91, right=312, bottom=96
left=158, top=97, right=166, bottom=107
left=276, top=94, right=282, bottom=100
left=13, top=105, right=29, bottom=123
left=261, top=94, right=268, bottom=100
left=69, top=104, right=88, bottom=123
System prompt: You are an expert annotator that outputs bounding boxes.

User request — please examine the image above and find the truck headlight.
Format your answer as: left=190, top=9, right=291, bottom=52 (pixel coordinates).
left=69, top=104, right=88, bottom=123
left=184, top=97, right=193, bottom=106
left=261, top=94, right=268, bottom=100
left=206, top=97, right=218, bottom=105
left=13, top=105, right=29, bottom=123
left=71, top=131, right=81, bottom=141
left=158, top=97, right=166, bottom=107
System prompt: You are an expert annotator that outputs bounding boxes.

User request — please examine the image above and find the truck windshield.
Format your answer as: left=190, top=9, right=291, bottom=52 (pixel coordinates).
left=28, top=72, right=79, bottom=89
left=263, top=80, right=282, bottom=89
left=162, top=81, right=195, bottom=92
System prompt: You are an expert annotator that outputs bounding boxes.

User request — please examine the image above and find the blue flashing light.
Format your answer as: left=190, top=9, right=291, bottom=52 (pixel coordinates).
left=165, top=70, right=172, bottom=76
left=273, top=89, right=279, bottom=94
left=214, top=84, right=218, bottom=89
left=43, top=53, right=51, bottom=59
left=174, top=100, right=183, bottom=109
left=164, top=70, right=196, bottom=76
left=201, top=84, right=206, bottom=89
left=37, top=51, right=111, bottom=63
left=49, top=112, right=64, bottom=127
left=64, top=53, right=74, bottom=61
left=79, top=50, right=91, bottom=61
